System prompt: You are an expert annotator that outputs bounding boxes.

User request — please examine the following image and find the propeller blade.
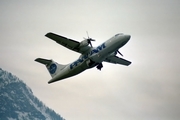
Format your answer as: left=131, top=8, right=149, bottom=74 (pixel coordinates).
left=84, top=31, right=95, bottom=47
left=117, top=50, right=123, bottom=56
left=89, top=41, right=93, bottom=47
left=89, top=38, right=95, bottom=41
left=86, top=31, right=89, bottom=39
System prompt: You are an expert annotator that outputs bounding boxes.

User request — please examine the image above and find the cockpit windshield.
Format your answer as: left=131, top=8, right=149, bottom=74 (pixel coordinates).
left=115, top=33, right=124, bottom=37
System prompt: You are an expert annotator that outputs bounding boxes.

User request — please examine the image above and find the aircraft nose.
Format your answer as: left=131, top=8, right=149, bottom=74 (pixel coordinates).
left=125, top=35, right=131, bottom=40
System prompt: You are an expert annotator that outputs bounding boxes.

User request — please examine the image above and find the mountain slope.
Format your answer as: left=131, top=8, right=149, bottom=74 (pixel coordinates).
left=0, top=68, right=64, bottom=120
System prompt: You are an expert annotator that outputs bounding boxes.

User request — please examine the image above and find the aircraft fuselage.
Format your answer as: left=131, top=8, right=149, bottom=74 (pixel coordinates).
left=48, top=34, right=130, bottom=83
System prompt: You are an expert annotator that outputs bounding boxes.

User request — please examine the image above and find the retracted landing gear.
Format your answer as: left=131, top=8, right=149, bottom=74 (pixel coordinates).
left=96, top=63, right=103, bottom=71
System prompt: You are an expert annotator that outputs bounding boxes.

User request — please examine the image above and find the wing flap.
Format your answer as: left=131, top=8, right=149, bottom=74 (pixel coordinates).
left=104, top=56, right=131, bottom=66
left=45, top=32, right=80, bottom=53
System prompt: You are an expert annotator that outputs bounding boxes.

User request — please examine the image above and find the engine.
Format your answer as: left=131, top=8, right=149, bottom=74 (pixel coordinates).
left=86, top=59, right=103, bottom=70
left=79, top=40, right=89, bottom=47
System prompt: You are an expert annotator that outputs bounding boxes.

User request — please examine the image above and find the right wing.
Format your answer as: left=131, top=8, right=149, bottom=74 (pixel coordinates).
left=104, top=56, right=131, bottom=66
left=45, top=32, right=90, bottom=54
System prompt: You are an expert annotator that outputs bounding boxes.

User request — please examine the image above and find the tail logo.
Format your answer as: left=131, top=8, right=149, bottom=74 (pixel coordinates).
left=48, top=64, right=57, bottom=74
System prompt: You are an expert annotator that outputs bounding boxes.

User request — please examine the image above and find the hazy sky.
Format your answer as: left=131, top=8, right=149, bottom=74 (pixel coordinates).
left=1, top=0, right=180, bottom=120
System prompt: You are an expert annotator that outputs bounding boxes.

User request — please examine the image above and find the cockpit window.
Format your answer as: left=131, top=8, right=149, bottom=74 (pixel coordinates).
left=115, top=33, right=123, bottom=37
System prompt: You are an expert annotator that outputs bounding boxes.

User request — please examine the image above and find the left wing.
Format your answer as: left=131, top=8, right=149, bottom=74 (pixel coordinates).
left=104, top=56, right=131, bottom=66
left=45, top=32, right=87, bottom=54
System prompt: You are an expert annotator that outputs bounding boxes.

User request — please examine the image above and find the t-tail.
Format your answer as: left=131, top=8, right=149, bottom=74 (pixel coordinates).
left=35, top=58, right=66, bottom=80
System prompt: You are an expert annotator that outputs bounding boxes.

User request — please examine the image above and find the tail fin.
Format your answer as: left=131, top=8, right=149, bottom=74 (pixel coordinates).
left=35, top=58, right=66, bottom=78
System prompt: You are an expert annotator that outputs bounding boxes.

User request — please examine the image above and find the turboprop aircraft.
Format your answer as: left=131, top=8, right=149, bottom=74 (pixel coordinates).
left=35, top=32, right=131, bottom=84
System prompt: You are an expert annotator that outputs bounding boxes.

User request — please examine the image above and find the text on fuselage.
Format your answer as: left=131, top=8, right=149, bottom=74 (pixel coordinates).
left=70, top=43, right=106, bottom=69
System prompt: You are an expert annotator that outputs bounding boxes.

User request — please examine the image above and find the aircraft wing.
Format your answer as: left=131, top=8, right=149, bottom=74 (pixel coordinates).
left=45, top=32, right=84, bottom=54
left=104, top=56, right=131, bottom=66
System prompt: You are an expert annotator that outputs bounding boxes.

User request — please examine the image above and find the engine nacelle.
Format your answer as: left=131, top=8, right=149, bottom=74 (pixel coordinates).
left=86, top=59, right=97, bottom=68
left=79, top=40, right=89, bottom=47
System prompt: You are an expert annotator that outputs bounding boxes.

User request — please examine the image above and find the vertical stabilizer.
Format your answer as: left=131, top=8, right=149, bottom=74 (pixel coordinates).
left=35, top=58, right=66, bottom=78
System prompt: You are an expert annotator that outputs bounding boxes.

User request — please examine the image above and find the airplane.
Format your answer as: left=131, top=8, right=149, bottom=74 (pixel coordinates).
left=35, top=32, right=131, bottom=84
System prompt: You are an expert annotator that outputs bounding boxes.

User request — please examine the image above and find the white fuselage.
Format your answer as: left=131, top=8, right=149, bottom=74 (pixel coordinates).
left=48, top=34, right=130, bottom=83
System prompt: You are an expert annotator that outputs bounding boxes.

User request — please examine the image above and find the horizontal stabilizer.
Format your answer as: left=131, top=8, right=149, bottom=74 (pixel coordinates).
left=35, top=58, right=52, bottom=65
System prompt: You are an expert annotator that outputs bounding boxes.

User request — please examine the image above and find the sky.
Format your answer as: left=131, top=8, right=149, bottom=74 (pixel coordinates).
left=1, top=0, right=180, bottom=120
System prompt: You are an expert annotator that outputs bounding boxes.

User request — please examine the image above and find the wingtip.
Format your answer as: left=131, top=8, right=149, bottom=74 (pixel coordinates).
left=34, top=58, right=40, bottom=62
left=128, top=61, right=132, bottom=66
left=45, top=32, right=51, bottom=37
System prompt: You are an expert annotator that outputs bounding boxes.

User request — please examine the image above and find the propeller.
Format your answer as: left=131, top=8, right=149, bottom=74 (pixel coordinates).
left=83, top=31, right=95, bottom=47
